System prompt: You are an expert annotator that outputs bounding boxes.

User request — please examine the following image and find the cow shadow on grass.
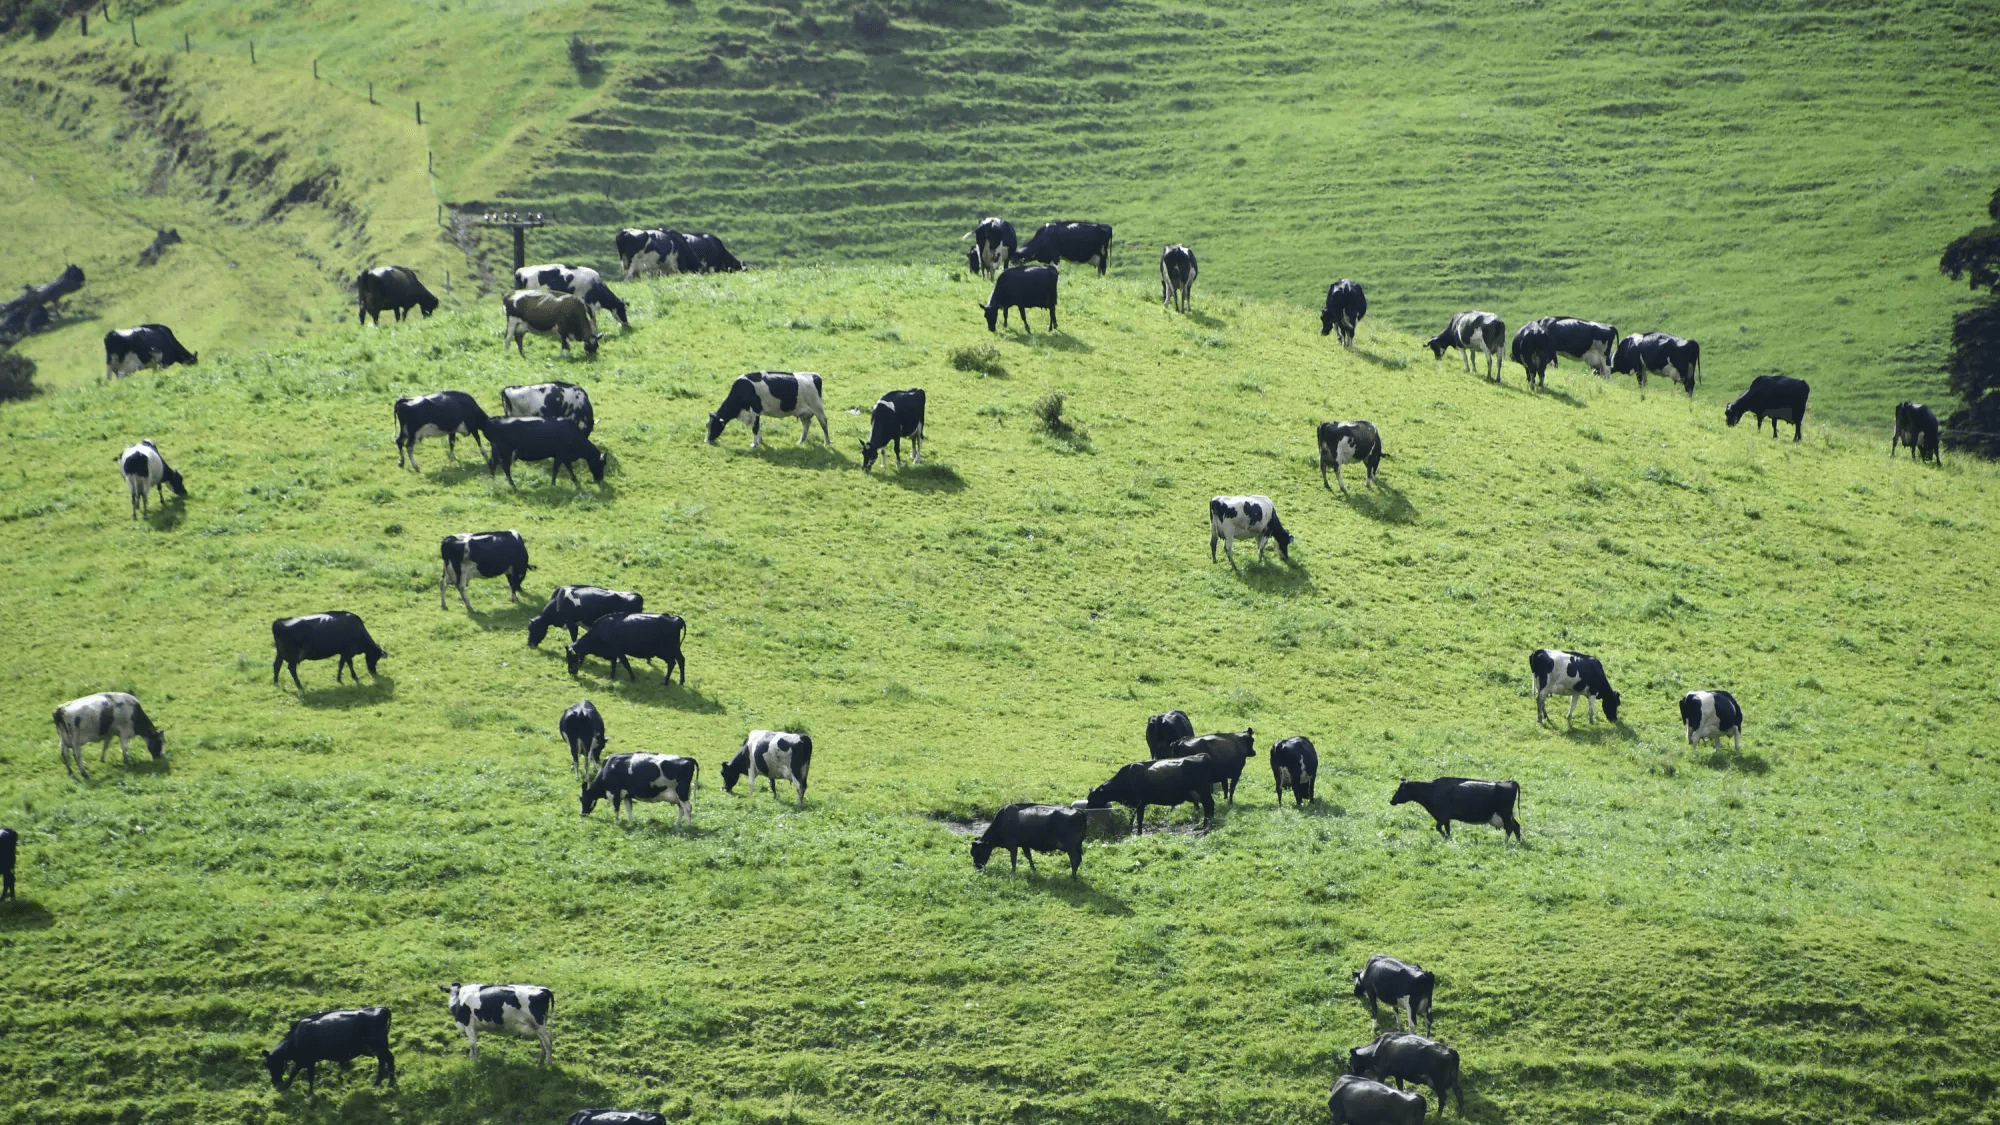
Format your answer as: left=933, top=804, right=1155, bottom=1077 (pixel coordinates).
left=324, top=1059, right=614, bottom=1124
left=1349, top=347, right=1408, bottom=370
left=1182, top=309, right=1229, bottom=329
left=500, top=481, right=620, bottom=506
left=1041, top=878, right=1133, bottom=915
left=145, top=498, right=187, bottom=531
left=590, top=676, right=727, bottom=714
left=1236, top=559, right=1315, bottom=596
left=1287, top=800, right=1348, bottom=818
left=0, top=900, right=56, bottom=932
left=1699, top=748, right=1772, bottom=774
left=1016, top=331, right=1092, bottom=353
left=468, top=603, right=535, bottom=632
left=1505, top=382, right=1588, bottom=409
left=1551, top=720, right=1639, bottom=745
left=754, top=443, right=848, bottom=470
left=884, top=461, right=966, bottom=493
left=420, top=459, right=489, bottom=486
left=1346, top=483, right=1417, bottom=525
left=296, top=676, right=397, bottom=709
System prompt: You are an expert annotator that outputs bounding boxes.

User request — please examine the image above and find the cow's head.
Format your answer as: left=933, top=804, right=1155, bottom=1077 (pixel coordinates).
left=1601, top=688, right=1622, bottom=723
left=1724, top=400, right=1745, bottom=427
left=161, top=466, right=187, bottom=498
left=966, top=247, right=982, bottom=274
left=579, top=781, right=603, bottom=817
left=527, top=614, right=552, bottom=648
left=418, top=291, right=440, bottom=317
left=363, top=642, right=387, bottom=676
left=580, top=441, right=609, bottom=483
left=1610, top=339, right=1636, bottom=373
left=1268, top=520, right=1294, bottom=561
left=142, top=729, right=165, bottom=760
left=980, top=301, right=1000, bottom=332
left=1343, top=1042, right=1376, bottom=1076
left=1425, top=332, right=1452, bottom=358
left=704, top=411, right=730, bottom=444
left=582, top=331, right=601, bottom=356
left=970, top=839, right=997, bottom=870
left=565, top=643, right=584, bottom=676
left=860, top=438, right=882, bottom=472
left=720, top=751, right=747, bottom=793
left=1320, top=305, right=1337, bottom=336
left=1084, top=784, right=1112, bottom=810
left=1389, top=779, right=1424, bottom=806
left=1237, top=728, right=1258, bottom=758
left=1351, top=970, right=1369, bottom=998
left=264, top=1046, right=294, bottom=1091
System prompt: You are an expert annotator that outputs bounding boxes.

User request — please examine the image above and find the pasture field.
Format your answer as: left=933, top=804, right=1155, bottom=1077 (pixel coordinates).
left=1, top=266, right=1998, bottom=1124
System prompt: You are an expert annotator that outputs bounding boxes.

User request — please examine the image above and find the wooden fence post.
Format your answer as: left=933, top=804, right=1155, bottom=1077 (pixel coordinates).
left=80, top=12, right=87, bottom=34
left=415, top=101, right=422, bottom=125
left=129, top=15, right=136, bottom=45
left=184, top=31, right=190, bottom=52
left=313, top=58, right=318, bottom=79
left=368, top=81, right=375, bottom=105
left=250, top=40, right=256, bottom=64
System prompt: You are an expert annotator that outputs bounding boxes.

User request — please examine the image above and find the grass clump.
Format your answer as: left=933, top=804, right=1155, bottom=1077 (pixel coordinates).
left=949, top=344, right=1007, bottom=378
left=0, top=351, right=40, bottom=401
left=1031, top=388, right=1093, bottom=453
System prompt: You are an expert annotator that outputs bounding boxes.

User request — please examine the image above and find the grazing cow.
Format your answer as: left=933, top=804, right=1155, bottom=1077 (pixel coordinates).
left=501, top=380, right=596, bottom=434
left=393, top=390, right=490, bottom=471
left=503, top=290, right=600, bottom=357
left=272, top=612, right=387, bottom=690
left=972, top=803, right=1088, bottom=877
left=1680, top=690, right=1744, bottom=753
left=1144, top=710, right=1194, bottom=757
left=264, top=1007, right=395, bottom=1095
left=53, top=692, right=165, bottom=780
left=1427, top=311, right=1506, bottom=380
left=441, top=983, right=554, bottom=1064
left=1346, top=1032, right=1463, bottom=1116
left=1352, top=954, right=1437, bottom=1033
left=1391, top=777, right=1522, bottom=842
left=861, top=388, right=926, bottom=471
left=1320, top=280, right=1368, bottom=346
left=356, top=265, right=440, bottom=325
left=964, top=217, right=1017, bottom=276
left=1318, top=420, right=1383, bottom=494
left=119, top=439, right=186, bottom=519
left=1209, top=495, right=1293, bottom=567
left=682, top=231, right=744, bottom=273
left=1532, top=316, right=1619, bottom=377
left=1163, top=729, right=1257, bottom=802
left=721, top=730, right=813, bottom=808
left=1510, top=322, right=1556, bottom=389
left=1724, top=375, right=1810, bottom=441
left=1085, top=755, right=1221, bottom=833
left=1328, top=1074, right=1427, bottom=1125
left=1270, top=735, right=1317, bottom=807
left=1160, top=244, right=1197, bottom=312
left=566, top=612, right=687, bottom=686
left=568, top=1113, right=667, bottom=1125
left=560, top=700, right=608, bottom=775
left=103, top=324, right=197, bottom=380
left=1529, top=648, right=1621, bottom=723
left=1611, top=332, right=1700, bottom=395
left=529, top=586, right=644, bottom=647
left=440, top=530, right=532, bottom=612
left=513, top=264, right=629, bottom=329
left=616, top=227, right=687, bottom=279
left=1016, top=220, right=1113, bottom=275
left=981, top=264, right=1059, bottom=333
left=705, top=371, right=829, bottom=447
left=484, top=416, right=607, bottom=489
left=1892, top=401, right=1941, bottom=465
left=0, top=826, right=14, bottom=901
left=582, top=753, right=699, bottom=825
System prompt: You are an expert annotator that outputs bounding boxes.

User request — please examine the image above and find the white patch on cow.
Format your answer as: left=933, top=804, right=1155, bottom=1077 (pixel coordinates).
left=1581, top=341, right=1610, bottom=376
left=1334, top=436, right=1360, bottom=466
left=1275, top=766, right=1294, bottom=788
left=113, top=351, right=146, bottom=378
left=1489, top=813, right=1506, bottom=828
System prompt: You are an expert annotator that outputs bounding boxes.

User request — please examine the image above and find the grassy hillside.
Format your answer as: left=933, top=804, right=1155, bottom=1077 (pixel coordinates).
left=1, top=267, right=1996, bottom=1125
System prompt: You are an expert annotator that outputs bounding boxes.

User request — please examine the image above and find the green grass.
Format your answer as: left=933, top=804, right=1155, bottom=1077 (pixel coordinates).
left=2, top=266, right=1997, bottom=1124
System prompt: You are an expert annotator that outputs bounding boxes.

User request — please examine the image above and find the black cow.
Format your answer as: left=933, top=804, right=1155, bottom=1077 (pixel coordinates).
left=1351, top=954, right=1437, bottom=1033
left=1270, top=735, right=1317, bottom=806
left=1725, top=375, right=1810, bottom=440
left=484, top=416, right=607, bottom=489
left=1318, top=420, right=1383, bottom=494
left=705, top=371, right=829, bottom=447
left=1428, top=311, right=1506, bottom=380
left=1893, top=401, right=1941, bottom=465
left=560, top=700, right=608, bottom=775
left=442, top=983, right=554, bottom=1064
left=582, top=753, right=699, bottom=825
left=119, top=439, right=186, bottom=519
left=356, top=265, right=440, bottom=325
left=103, top=324, right=197, bottom=380
left=440, top=530, right=532, bottom=612
left=1163, top=729, right=1256, bottom=802
left=721, top=730, right=813, bottom=807
left=1391, top=777, right=1521, bottom=842
left=965, top=245, right=981, bottom=274
left=981, top=264, right=1058, bottom=333
left=501, top=381, right=596, bottom=435
left=1328, top=1074, right=1426, bottom=1125
left=393, top=390, right=490, bottom=472
left=1346, top=1033, right=1461, bottom=1116
left=861, top=388, right=926, bottom=471
left=529, top=585, right=644, bottom=647
left=1611, top=332, right=1700, bottom=395
left=566, top=612, right=687, bottom=686
left=616, top=227, right=687, bottom=279
left=964, top=217, right=1017, bottom=276
left=972, top=803, right=1087, bottom=877
left=1085, top=756, right=1220, bottom=834
left=1680, top=690, right=1744, bottom=753
left=1160, top=244, right=1197, bottom=312
left=682, top=232, right=744, bottom=272
left=1320, top=280, right=1368, bottom=346
left=272, top=612, right=387, bottom=690
left=568, top=1113, right=667, bottom=1125
left=1530, top=648, right=1621, bottom=724
left=1016, top=220, right=1113, bottom=275
left=1144, top=710, right=1194, bottom=757
left=264, top=1007, right=395, bottom=1095
left=1532, top=316, right=1619, bottom=377
left=1, top=826, right=16, bottom=901
left=513, top=264, right=628, bottom=329
left=1510, top=322, right=1556, bottom=389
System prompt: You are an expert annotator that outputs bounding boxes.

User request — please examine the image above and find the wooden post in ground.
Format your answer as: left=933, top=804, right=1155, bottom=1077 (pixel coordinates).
left=184, top=31, right=190, bottom=52
left=415, top=101, right=422, bottom=125
left=368, top=81, right=375, bottom=105
left=250, top=40, right=256, bottom=64
left=313, top=58, right=318, bottom=79
left=80, top=12, right=87, bottom=34
left=129, top=15, right=136, bottom=45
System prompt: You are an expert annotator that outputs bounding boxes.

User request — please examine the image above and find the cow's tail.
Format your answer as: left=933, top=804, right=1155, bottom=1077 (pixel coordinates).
left=692, top=758, right=701, bottom=792
left=961, top=230, right=974, bottom=240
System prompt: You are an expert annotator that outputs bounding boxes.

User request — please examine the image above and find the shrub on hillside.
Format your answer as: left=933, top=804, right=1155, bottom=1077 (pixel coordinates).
left=851, top=2, right=890, bottom=38
left=0, top=351, right=40, bottom=402
left=1940, top=183, right=2000, bottom=457
left=1031, top=389, right=1092, bottom=453
left=568, top=34, right=603, bottom=78
left=949, top=344, right=1006, bottom=378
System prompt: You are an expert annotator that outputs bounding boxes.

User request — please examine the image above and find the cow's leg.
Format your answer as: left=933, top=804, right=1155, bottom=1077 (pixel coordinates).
left=1024, top=849, right=1039, bottom=874
left=118, top=733, right=134, bottom=765
left=799, top=414, right=812, bottom=444
left=458, top=572, right=475, bottom=613
left=99, top=735, right=113, bottom=763
left=1335, top=462, right=1348, bottom=495
left=1434, top=817, right=1452, bottom=840
left=1586, top=696, right=1597, bottom=723
left=1224, top=536, right=1239, bottom=570
left=1132, top=805, right=1145, bottom=835
left=288, top=661, right=304, bottom=691
left=1536, top=688, right=1548, bottom=724
left=1566, top=694, right=1579, bottom=721
left=751, top=414, right=764, bottom=449
left=464, top=1023, right=479, bottom=1060
left=911, top=431, right=922, bottom=464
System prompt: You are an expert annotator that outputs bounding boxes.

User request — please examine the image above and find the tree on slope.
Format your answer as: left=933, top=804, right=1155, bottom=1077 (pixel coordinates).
left=1940, top=185, right=2000, bottom=458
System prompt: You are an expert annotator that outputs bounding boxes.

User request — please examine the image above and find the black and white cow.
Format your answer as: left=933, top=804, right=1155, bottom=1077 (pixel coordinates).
left=119, top=439, right=186, bottom=519
left=264, top=1007, right=395, bottom=1095
left=721, top=730, right=813, bottom=807
left=513, top=264, right=629, bottom=329
left=1611, top=332, right=1700, bottom=396
left=103, top=324, right=197, bottom=380
left=501, top=380, right=596, bottom=434
left=1165, top=728, right=1257, bottom=802
left=1531, top=316, right=1619, bottom=377
left=972, top=803, right=1088, bottom=877
left=567, top=1113, right=667, bottom=1125
left=1345, top=1032, right=1463, bottom=1117
left=705, top=371, right=829, bottom=447
left=1426, top=311, right=1506, bottom=380
left=682, top=232, right=744, bottom=273
left=965, top=245, right=982, bottom=274
left=981, top=264, right=1059, bottom=333
left=1016, top=220, right=1113, bottom=275
left=1510, top=322, right=1556, bottom=390
left=1085, top=755, right=1221, bottom=833
left=616, top=227, right=686, bottom=279
left=1529, top=648, right=1621, bottom=723
left=1270, top=735, right=1317, bottom=807
left=1680, top=690, right=1744, bottom=753
left=484, top=416, right=608, bottom=489
left=1318, top=420, right=1383, bottom=494
left=1724, top=375, right=1810, bottom=441
left=53, top=692, right=165, bottom=780
left=1351, top=954, right=1437, bottom=1033
left=566, top=612, right=687, bottom=686
left=441, top=983, right=554, bottom=1064
left=964, top=217, right=1017, bottom=276
left=1328, top=1074, right=1427, bottom=1125
left=356, top=265, right=440, bottom=325
left=528, top=586, right=644, bottom=647
left=582, top=753, right=699, bottom=825
left=1209, top=494, right=1293, bottom=567
left=439, top=530, right=532, bottom=611
left=861, top=388, right=926, bottom=471
left=503, top=289, right=600, bottom=357
left=393, top=390, right=490, bottom=471
left=1144, top=709, right=1195, bottom=757
left=0, top=826, right=14, bottom=901
left=560, top=700, right=608, bottom=775
left=1391, top=777, right=1522, bottom=842
left=1320, top=280, right=1368, bottom=346
left=1892, top=401, right=1941, bottom=465
left=1160, top=244, right=1197, bottom=312
left=272, top=612, right=387, bottom=690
